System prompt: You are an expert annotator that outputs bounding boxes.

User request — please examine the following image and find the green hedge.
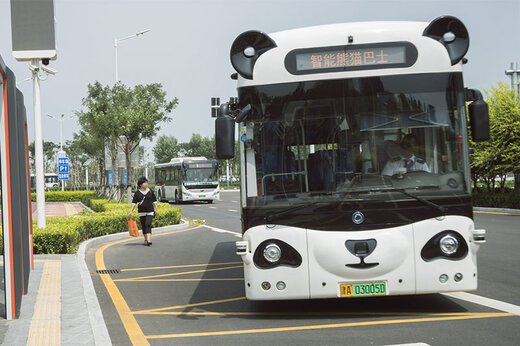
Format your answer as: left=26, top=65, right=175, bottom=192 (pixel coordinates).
left=472, top=189, right=520, bottom=209
left=32, top=197, right=181, bottom=254
left=31, top=191, right=97, bottom=202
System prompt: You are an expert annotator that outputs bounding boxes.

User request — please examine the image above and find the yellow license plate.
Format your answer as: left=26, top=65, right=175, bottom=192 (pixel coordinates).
left=339, top=281, right=386, bottom=297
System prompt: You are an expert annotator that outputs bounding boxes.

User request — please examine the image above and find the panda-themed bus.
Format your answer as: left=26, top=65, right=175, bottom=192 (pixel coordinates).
left=214, top=16, right=490, bottom=300
left=154, top=157, right=220, bottom=203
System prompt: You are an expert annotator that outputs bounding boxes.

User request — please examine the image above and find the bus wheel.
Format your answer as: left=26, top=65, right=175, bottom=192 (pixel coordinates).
left=208, top=200, right=213, bottom=204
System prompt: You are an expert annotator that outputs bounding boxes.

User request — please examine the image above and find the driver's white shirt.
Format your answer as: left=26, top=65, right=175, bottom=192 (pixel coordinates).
left=382, top=154, right=430, bottom=176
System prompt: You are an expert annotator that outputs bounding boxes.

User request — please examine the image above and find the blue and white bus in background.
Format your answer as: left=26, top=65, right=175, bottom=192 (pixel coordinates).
left=154, top=157, right=220, bottom=203
left=215, top=16, right=490, bottom=300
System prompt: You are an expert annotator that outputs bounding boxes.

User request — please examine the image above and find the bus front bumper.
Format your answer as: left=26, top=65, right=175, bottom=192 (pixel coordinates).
left=236, top=216, right=485, bottom=300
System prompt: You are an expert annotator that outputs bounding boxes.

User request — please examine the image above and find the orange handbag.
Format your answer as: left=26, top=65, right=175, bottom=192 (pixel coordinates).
left=128, top=219, right=139, bottom=237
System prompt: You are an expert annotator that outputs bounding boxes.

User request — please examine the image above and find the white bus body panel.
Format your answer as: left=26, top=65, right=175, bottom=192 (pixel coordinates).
left=237, top=21, right=461, bottom=88
left=240, top=216, right=481, bottom=300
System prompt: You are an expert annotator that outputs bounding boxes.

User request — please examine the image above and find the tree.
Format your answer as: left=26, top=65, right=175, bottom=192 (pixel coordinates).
left=181, top=134, right=215, bottom=159
left=64, top=137, right=90, bottom=189
left=115, top=83, right=177, bottom=182
left=28, top=140, right=59, bottom=173
left=470, top=82, right=520, bottom=194
left=153, top=135, right=180, bottom=163
left=76, top=81, right=177, bottom=188
left=76, top=82, right=120, bottom=185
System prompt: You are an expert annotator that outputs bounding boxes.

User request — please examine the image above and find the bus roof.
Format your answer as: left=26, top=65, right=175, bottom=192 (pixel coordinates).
left=234, top=20, right=465, bottom=88
left=154, top=157, right=216, bottom=168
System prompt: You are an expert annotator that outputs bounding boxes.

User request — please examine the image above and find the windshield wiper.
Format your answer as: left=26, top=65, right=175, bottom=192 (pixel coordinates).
left=361, top=186, right=446, bottom=216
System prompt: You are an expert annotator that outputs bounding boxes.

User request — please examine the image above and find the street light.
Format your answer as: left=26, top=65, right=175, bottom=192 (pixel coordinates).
left=47, top=114, right=68, bottom=191
left=114, top=29, right=151, bottom=82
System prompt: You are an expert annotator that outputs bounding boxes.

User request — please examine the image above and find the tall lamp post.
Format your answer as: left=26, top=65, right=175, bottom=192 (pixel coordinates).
left=47, top=114, right=67, bottom=191
left=114, top=29, right=151, bottom=82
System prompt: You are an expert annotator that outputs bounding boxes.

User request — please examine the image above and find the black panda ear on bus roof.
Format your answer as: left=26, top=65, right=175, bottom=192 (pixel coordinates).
left=230, top=30, right=277, bottom=80
left=423, top=16, right=469, bottom=65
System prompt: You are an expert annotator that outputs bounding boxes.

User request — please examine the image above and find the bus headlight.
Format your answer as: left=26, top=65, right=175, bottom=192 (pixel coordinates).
left=439, top=234, right=459, bottom=255
left=263, top=243, right=281, bottom=263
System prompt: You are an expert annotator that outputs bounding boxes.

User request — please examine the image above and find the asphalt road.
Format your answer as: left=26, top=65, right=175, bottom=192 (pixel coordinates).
left=87, top=190, right=520, bottom=345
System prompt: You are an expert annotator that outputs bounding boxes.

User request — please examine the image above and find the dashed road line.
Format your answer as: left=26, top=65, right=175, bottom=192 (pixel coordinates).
left=228, top=209, right=238, bottom=212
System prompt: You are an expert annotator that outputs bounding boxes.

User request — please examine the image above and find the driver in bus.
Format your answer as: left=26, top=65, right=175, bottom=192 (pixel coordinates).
left=382, top=134, right=430, bottom=176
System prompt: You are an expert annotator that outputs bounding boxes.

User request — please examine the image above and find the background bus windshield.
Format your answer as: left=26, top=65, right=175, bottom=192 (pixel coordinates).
left=184, top=164, right=218, bottom=186
left=239, top=72, right=469, bottom=206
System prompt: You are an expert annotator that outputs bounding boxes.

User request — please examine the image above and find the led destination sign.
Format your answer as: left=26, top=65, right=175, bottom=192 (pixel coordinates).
left=285, top=42, right=417, bottom=75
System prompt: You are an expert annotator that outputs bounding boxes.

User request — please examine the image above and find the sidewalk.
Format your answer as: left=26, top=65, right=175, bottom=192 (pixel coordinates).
left=31, top=202, right=85, bottom=219
left=0, top=254, right=110, bottom=345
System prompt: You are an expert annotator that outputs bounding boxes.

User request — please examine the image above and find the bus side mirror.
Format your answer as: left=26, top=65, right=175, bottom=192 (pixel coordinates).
left=215, top=115, right=235, bottom=160
left=468, top=99, right=490, bottom=142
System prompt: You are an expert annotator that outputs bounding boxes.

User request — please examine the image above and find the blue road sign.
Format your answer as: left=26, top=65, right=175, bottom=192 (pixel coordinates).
left=108, top=170, right=113, bottom=185
left=124, top=170, right=127, bottom=185
left=58, top=156, right=69, bottom=180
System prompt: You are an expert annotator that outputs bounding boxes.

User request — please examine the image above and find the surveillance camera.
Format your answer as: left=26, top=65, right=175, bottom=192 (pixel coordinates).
left=29, top=64, right=39, bottom=72
left=41, top=65, right=57, bottom=75
left=42, top=58, right=50, bottom=66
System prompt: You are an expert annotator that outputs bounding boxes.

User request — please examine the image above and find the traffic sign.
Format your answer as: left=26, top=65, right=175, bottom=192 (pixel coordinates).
left=58, top=156, right=69, bottom=180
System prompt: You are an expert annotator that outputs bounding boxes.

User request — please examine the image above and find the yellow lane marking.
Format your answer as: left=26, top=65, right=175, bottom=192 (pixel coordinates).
left=115, top=265, right=243, bottom=281
left=474, top=211, right=520, bottom=216
left=145, top=312, right=514, bottom=339
left=134, top=297, right=247, bottom=314
left=135, top=311, right=485, bottom=317
left=118, top=278, right=244, bottom=282
left=27, top=261, right=61, bottom=346
left=95, top=225, right=203, bottom=346
left=121, top=261, right=242, bottom=272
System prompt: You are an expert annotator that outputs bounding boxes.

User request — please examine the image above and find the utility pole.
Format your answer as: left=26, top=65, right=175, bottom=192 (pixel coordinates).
left=505, top=62, right=520, bottom=98
left=32, top=59, right=46, bottom=228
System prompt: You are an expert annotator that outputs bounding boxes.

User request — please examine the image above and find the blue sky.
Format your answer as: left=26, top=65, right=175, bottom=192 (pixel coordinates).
left=1, top=0, right=519, bottom=162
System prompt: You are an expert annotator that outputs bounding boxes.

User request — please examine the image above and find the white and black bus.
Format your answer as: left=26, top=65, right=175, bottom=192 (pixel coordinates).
left=154, top=157, right=220, bottom=203
left=215, top=16, right=490, bottom=300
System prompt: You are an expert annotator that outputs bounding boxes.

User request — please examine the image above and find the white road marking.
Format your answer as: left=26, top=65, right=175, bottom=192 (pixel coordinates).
left=228, top=209, right=238, bottom=212
left=209, top=206, right=217, bottom=209
left=231, top=200, right=239, bottom=203
left=383, top=343, right=430, bottom=346
left=443, top=292, right=520, bottom=316
left=205, top=225, right=242, bottom=237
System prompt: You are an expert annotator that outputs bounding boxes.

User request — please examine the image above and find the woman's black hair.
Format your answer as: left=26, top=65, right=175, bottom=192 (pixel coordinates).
left=137, top=176, right=148, bottom=188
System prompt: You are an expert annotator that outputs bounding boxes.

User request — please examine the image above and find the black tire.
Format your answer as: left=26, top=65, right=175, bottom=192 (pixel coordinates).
left=207, top=200, right=213, bottom=204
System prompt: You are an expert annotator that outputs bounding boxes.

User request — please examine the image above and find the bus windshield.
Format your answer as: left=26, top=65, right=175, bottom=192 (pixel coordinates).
left=183, top=164, right=219, bottom=186
left=239, top=72, right=470, bottom=207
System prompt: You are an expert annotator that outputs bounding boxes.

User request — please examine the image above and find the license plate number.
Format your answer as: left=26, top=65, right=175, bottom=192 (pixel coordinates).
left=198, top=195, right=206, bottom=198
left=339, top=281, right=386, bottom=297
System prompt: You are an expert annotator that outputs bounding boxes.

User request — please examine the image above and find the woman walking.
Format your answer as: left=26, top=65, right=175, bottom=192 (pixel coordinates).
left=129, top=177, right=158, bottom=246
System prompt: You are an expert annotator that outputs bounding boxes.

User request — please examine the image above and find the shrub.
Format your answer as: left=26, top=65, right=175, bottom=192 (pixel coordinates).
left=33, top=222, right=81, bottom=254
left=472, top=189, right=520, bottom=209
left=30, top=196, right=182, bottom=254
left=31, top=191, right=97, bottom=202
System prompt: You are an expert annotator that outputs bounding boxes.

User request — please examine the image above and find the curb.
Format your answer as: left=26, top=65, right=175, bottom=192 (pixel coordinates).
left=473, top=207, right=520, bottom=214
left=76, top=220, right=190, bottom=345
